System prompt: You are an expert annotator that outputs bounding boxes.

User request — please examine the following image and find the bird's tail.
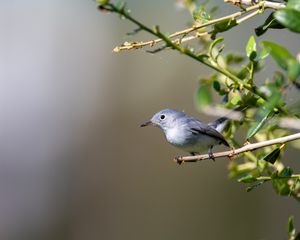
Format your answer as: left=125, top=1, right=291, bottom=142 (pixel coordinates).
left=208, top=117, right=228, bottom=133
left=208, top=106, right=247, bottom=133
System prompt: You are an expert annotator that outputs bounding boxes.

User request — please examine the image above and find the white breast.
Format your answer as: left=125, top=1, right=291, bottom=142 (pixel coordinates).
left=165, top=127, right=186, bottom=146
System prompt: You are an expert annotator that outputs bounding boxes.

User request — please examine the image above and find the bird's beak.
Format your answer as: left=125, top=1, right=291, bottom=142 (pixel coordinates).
left=140, top=120, right=152, bottom=127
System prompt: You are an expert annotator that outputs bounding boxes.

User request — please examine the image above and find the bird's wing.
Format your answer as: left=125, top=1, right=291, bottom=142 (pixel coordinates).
left=188, top=119, right=229, bottom=147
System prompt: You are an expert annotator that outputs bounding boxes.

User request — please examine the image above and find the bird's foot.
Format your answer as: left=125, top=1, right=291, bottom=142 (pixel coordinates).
left=228, top=147, right=236, bottom=161
left=174, top=156, right=183, bottom=165
left=208, top=152, right=215, bottom=161
left=208, top=147, right=215, bottom=162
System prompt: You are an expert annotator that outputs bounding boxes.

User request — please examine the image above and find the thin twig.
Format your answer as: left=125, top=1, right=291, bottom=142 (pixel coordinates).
left=113, top=0, right=285, bottom=52
left=256, top=174, right=300, bottom=181
left=114, top=32, right=208, bottom=52
left=236, top=9, right=260, bottom=24
left=225, top=0, right=285, bottom=10
left=153, top=26, right=267, bottom=100
left=100, top=1, right=270, bottom=100
left=114, top=4, right=261, bottom=52
left=146, top=33, right=209, bottom=53
left=158, top=4, right=260, bottom=40
left=174, top=132, right=300, bottom=164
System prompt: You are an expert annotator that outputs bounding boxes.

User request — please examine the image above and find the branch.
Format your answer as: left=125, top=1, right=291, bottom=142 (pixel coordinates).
left=99, top=1, right=271, bottom=100
left=255, top=174, right=300, bottom=181
left=225, top=0, right=285, bottom=10
left=112, top=0, right=285, bottom=52
left=174, top=132, right=300, bottom=164
left=113, top=4, right=258, bottom=51
left=113, top=32, right=208, bottom=52
left=153, top=26, right=267, bottom=100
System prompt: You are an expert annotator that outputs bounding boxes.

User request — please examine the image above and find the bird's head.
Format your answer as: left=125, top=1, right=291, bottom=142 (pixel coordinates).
left=140, top=109, right=185, bottom=131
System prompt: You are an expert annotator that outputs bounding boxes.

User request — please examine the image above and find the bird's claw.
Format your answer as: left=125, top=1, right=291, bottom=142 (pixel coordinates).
left=174, top=156, right=183, bottom=165
left=208, top=152, right=215, bottom=161
left=208, top=147, right=215, bottom=162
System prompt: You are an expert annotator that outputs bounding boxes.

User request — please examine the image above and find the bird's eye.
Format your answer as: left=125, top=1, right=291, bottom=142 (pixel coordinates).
left=160, top=114, right=165, bottom=120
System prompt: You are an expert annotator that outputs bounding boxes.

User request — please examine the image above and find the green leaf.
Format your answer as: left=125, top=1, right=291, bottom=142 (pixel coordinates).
left=262, top=41, right=300, bottom=82
left=213, top=80, right=221, bottom=92
left=288, top=216, right=295, bottom=235
left=238, top=174, right=256, bottom=183
left=246, top=36, right=257, bottom=60
left=247, top=110, right=272, bottom=139
left=272, top=167, right=293, bottom=196
left=195, top=84, right=212, bottom=110
left=229, top=162, right=253, bottom=178
left=182, top=0, right=197, bottom=12
left=97, top=0, right=109, bottom=5
left=262, top=148, right=281, bottom=164
left=192, top=6, right=201, bottom=20
left=212, top=19, right=237, bottom=38
left=259, top=48, right=269, bottom=60
left=115, top=0, right=124, bottom=8
left=271, top=170, right=279, bottom=179
left=280, top=167, right=293, bottom=177
left=196, top=53, right=209, bottom=61
left=255, top=13, right=284, bottom=36
left=225, top=53, right=245, bottom=64
left=273, top=71, right=285, bottom=87
left=214, top=19, right=237, bottom=32
left=230, top=95, right=241, bottom=105
left=275, top=9, right=300, bottom=33
left=209, top=37, right=224, bottom=58
left=243, top=93, right=259, bottom=108
left=273, top=178, right=291, bottom=196
left=246, top=181, right=264, bottom=192
left=287, top=59, right=300, bottom=81
left=261, top=41, right=293, bottom=70
left=192, top=5, right=210, bottom=23
left=287, top=0, right=300, bottom=11
left=247, top=89, right=281, bottom=139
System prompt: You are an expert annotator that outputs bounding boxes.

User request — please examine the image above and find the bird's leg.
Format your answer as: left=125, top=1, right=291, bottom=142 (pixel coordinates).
left=208, top=146, right=215, bottom=161
left=175, top=156, right=183, bottom=165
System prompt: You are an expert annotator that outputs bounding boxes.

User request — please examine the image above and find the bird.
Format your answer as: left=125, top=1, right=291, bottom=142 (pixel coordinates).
left=140, top=109, right=230, bottom=160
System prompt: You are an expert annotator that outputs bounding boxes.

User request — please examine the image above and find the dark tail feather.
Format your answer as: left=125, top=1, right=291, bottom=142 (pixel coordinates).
left=208, top=106, right=247, bottom=132
left=208, top=117, right=228, bottom=132
left=221, top=138, right=230, bottom=147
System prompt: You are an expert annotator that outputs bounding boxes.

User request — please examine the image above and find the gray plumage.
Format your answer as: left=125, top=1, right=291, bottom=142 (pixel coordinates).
left=141, top=109, right=230, bottom=159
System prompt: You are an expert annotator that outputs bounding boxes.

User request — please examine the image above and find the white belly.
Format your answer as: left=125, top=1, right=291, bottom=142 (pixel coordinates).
left=165, top=128, right=218, bottom=153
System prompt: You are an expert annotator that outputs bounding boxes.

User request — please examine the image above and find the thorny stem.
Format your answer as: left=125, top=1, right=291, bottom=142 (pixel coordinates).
left=174, top=132, right=300, bottom=164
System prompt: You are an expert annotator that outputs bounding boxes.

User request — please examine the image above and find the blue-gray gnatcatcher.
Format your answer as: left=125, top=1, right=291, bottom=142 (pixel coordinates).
left=141, top=109, right=230, bottom=160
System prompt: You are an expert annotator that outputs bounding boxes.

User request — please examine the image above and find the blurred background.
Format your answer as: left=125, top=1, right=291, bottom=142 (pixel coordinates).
left=1, top=0, right=300, bottom=239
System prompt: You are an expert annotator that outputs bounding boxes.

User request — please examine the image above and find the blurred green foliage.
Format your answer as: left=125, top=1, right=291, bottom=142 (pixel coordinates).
left=288, top=216, right=300, bottom=240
